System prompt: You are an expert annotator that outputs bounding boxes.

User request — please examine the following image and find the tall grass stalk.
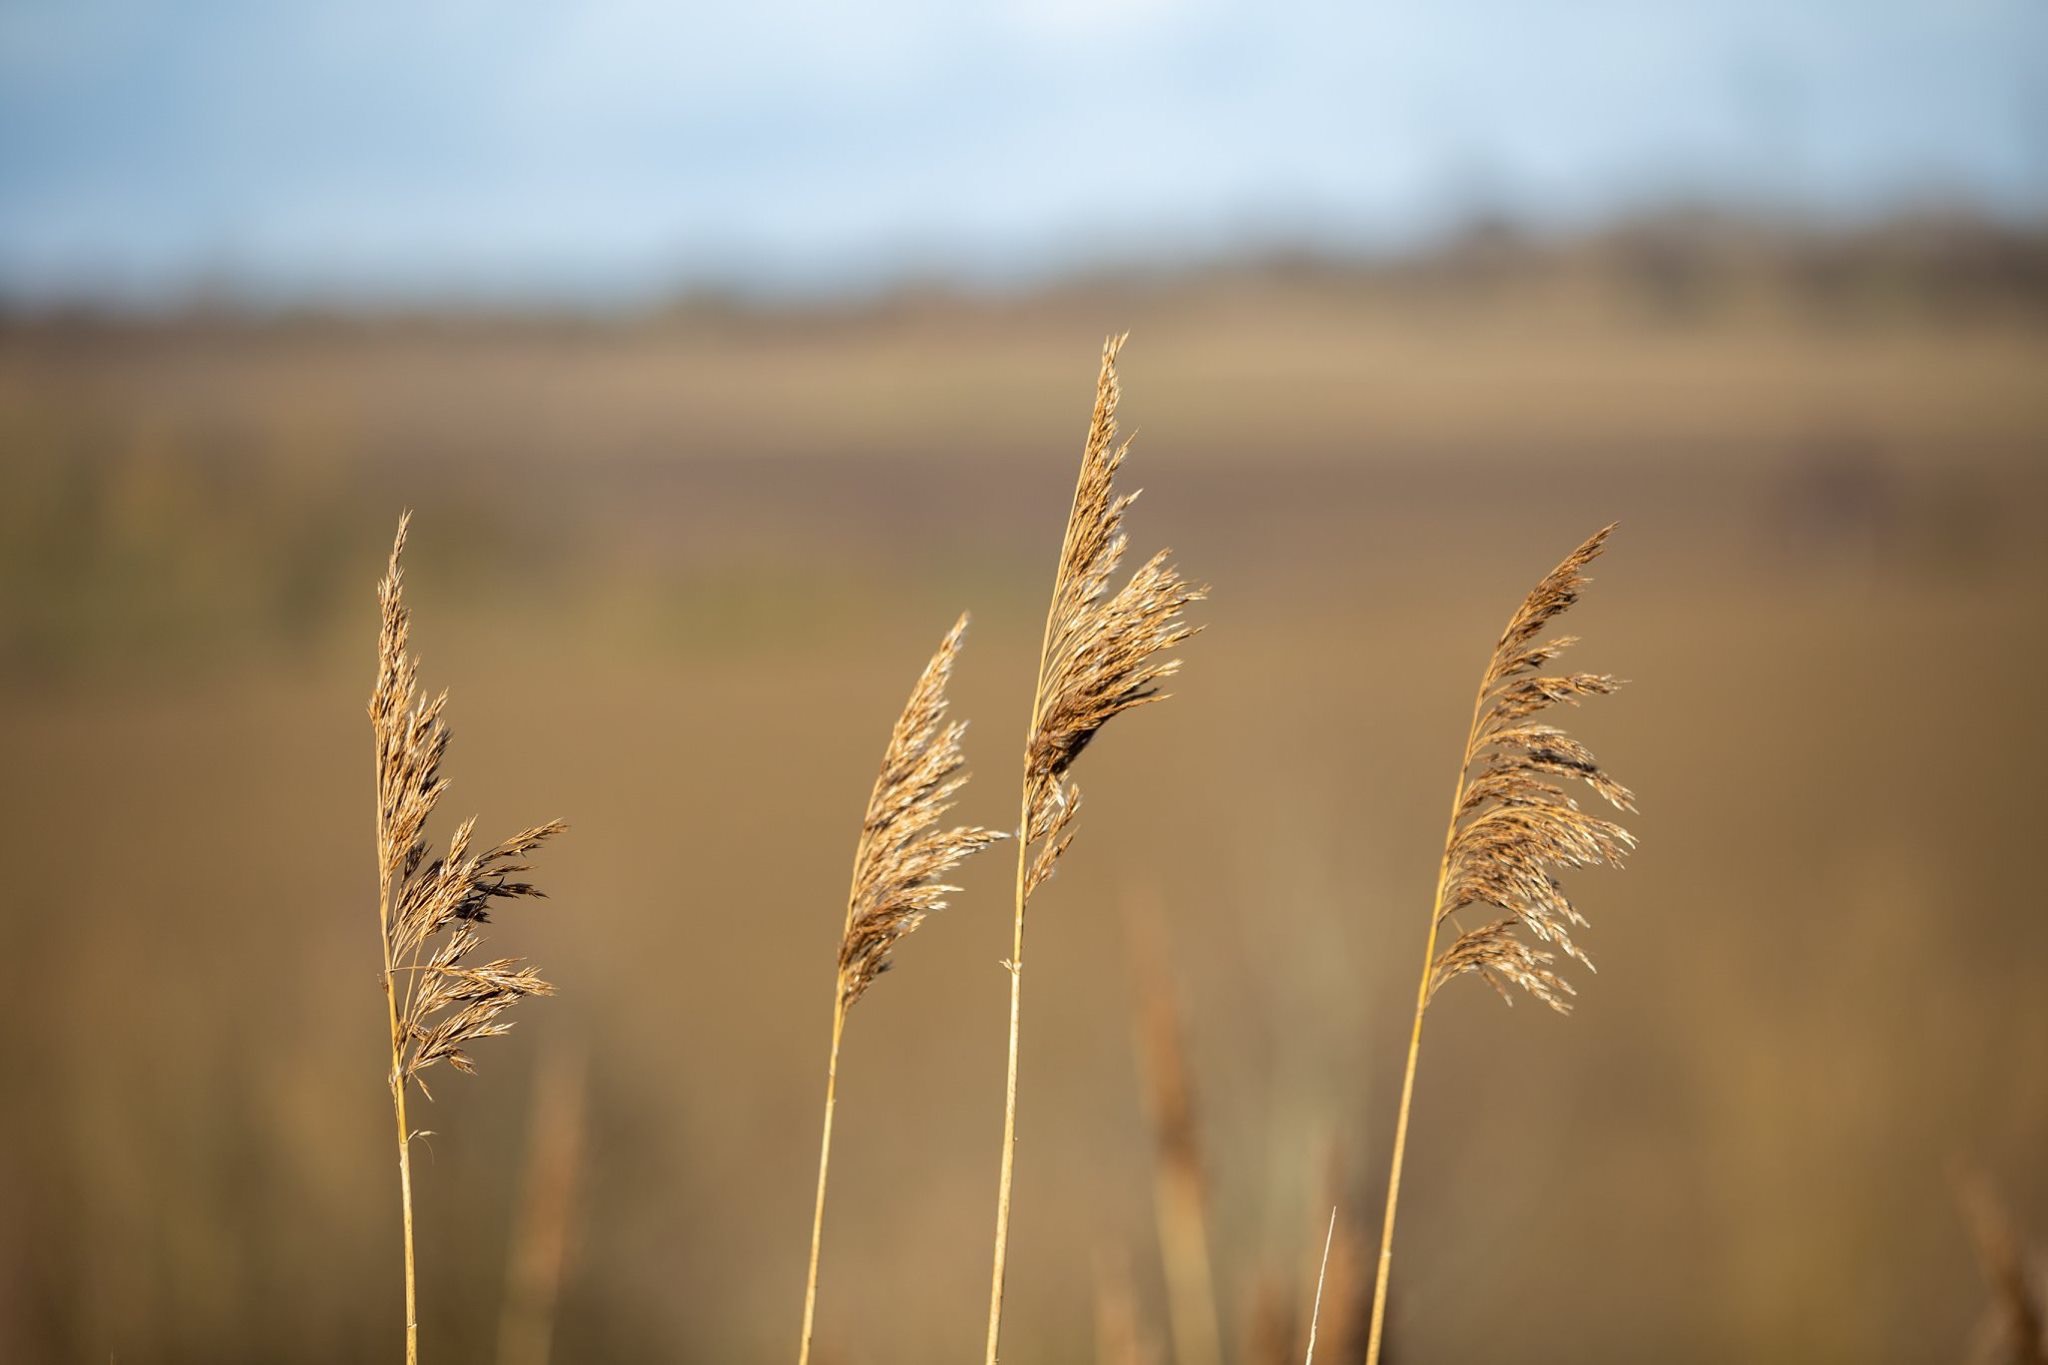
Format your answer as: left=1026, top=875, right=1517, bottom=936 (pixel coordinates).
left=370, top=513, right=566, bottom=1363
left=797, top=616, right=1002, bottom=1365
left=1363, top=527, right=1634, bottom=1364
left=985, top=336, right=1203, bottom=1362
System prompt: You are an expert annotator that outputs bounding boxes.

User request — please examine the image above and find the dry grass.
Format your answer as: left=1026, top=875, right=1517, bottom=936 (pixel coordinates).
left=1364, top=526, right=1636, bottom=1363
left=370, top=512, right=567, bottom=1363
left=798, top=614, right=1003, bottom=1364
left=986, top=335, right=1204, bottom=1363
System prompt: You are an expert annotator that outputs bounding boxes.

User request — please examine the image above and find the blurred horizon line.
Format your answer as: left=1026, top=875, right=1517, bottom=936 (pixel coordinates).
left=6, top=195, right=2045, bottom=323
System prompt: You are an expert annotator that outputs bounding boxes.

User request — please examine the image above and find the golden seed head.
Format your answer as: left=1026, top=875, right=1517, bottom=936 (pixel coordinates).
left=1428, top=526, right=1634, bottom=1014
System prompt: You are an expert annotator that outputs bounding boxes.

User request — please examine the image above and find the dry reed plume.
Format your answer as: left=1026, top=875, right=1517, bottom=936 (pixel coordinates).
left=371, top=513, right=566, bottom=1364
left=1363, top=526, right=1635, bottom=1365
left=797, top=614, right=1003, bottom=1365
left=985, top=334, right=1204, bottom=1362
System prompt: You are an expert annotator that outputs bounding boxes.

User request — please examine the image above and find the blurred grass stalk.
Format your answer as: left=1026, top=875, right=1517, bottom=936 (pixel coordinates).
left=1126, top=893, right=1223, bottom=1365
left=495, top=1045, right=587, bottom=1365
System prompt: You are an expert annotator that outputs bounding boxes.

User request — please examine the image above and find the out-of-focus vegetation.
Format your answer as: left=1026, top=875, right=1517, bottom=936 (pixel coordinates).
left=2, top=212, right=2045, bottom=1362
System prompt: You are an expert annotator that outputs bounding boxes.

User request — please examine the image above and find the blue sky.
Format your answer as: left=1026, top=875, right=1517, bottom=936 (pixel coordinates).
left=2, top=0, right=2043, bottom=304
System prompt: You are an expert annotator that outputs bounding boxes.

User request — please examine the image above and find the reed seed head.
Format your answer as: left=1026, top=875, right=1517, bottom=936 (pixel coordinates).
left=1024, top=335, right=1205, bottom=899
left=1428, top=525, right=1634, bottom=1013
left=372, top=512, right=564, bottom=1092
left=837, top=613, right=1005, bottom=1007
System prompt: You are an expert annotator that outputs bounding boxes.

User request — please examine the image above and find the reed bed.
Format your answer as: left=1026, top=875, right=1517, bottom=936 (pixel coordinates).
left=355, top=369, right=1660, bottom=1364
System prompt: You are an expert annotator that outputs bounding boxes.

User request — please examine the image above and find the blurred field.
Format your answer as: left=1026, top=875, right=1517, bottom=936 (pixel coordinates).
left=3, top=220, right=2047, bottom=1362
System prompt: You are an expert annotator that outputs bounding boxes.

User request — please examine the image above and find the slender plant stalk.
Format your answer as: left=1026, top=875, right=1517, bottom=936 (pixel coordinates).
left=1361, top=691, right=1484, bottom=1365
left=375, top=807, right=421, bottom=1365
left=985, top=335, right=1202, bottom=1362
left=1362, top=527, right=1634, bottom=1365
left=984, top=774, right=1037, bottom=1365
left=797, top=997, right=847, bottom=1364
left=798, top=616, right=1001, bottom=1365
left=1304, top=1207, right=1338, bottom=1365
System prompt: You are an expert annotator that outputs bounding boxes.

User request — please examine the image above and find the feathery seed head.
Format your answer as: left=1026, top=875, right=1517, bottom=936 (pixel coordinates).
left=838, top=613, right=1005, bottom=1007
left=372, top=513, right=564, bottom=1092
left=1023, top=336, right=1206, bottom=899
left=1428, top=525, right=1633, bottom=1013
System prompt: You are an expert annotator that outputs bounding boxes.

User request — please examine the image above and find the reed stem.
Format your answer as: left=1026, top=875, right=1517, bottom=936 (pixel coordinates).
left=986, top=440, right=1082, bottom=1363
left=984, top=783, right=1032, bottom=1365
left=986, top=335, right=1198, bottom=1361
left=377, top=768, right=420, bottom=1365
left=1363, top=685, right=1487, bottom=1365
left=797, top=997, right=848, bottom=1365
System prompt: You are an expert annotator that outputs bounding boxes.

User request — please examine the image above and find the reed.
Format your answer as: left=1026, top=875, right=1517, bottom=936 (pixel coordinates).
left=797, top=614, right=1003, bottom=1365
left=986, top=335, right=1204, bottom=1362
left=1362, top=526, right=1635, bottom=1365
left=1126, top=896, right=1223, bottom=1365
left=370, top=513, right=567, bottom=1364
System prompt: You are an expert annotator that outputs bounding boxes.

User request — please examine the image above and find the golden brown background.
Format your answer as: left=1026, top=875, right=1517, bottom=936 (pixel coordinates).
left=3, top=220, right=2047, bottom=1361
